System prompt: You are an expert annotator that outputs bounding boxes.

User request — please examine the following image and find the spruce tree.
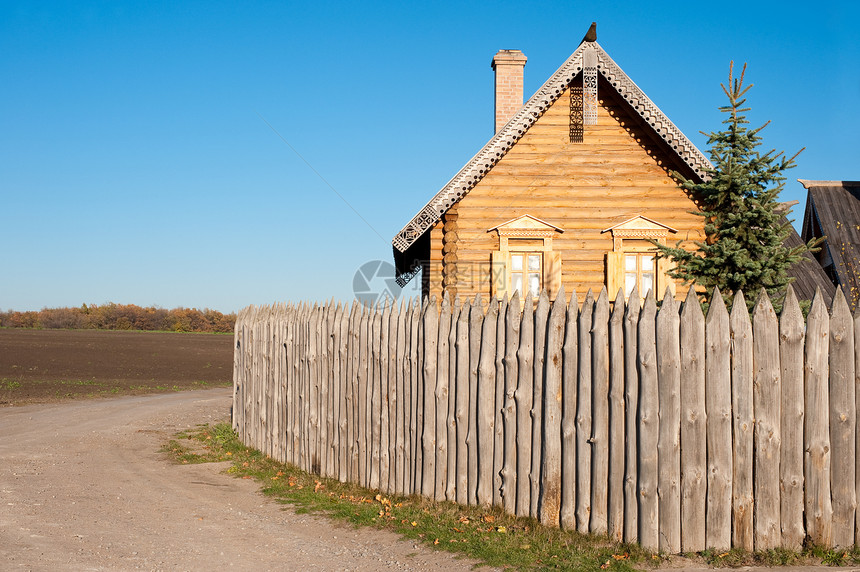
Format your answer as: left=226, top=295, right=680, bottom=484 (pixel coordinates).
left=656, top=62, right=819, bottom=311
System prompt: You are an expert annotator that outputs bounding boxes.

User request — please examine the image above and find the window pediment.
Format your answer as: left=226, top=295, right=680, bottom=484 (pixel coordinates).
left=488, top=214, right=564, bottom=238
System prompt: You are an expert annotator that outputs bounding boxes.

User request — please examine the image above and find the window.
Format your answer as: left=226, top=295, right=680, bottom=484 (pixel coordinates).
left=488, top=214, right=563, bottom=300
left=624, top=252, right=656, bottom=298
left=603, top=216, right=677, bottom=302
left=510, top=252, right=543, bottom=298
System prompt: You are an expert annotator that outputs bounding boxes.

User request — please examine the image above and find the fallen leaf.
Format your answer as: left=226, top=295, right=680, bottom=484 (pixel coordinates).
left=496, top=526, right=506, bottom=533
left=434, top=538, right=439, bottom=545
left=411, top=521, right=417, bottom=527
left=482, top=515, right=495, bottom=523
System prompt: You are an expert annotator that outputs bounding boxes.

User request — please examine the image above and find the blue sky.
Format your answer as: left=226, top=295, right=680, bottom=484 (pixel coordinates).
left=2, top=1, right=858, bottom=313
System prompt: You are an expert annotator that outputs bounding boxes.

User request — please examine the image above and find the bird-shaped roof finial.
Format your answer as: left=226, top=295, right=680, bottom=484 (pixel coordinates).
left=582, top=22, right=597, bottom=43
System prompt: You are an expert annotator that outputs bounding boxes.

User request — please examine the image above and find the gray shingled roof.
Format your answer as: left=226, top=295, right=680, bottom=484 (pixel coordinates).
left=800, top=180, right=860, bottom=309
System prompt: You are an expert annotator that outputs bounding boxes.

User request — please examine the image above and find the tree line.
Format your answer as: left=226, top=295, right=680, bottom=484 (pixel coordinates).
left=0, top=303, right=236, bottom=333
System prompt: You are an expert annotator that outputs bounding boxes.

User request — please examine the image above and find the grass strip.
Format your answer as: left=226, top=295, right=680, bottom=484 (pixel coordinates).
left=163, top=423, right=860, bottom=571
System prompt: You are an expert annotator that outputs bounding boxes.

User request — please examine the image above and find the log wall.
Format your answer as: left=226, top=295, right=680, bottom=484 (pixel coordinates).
left=233, top=285, right=857, bottom=552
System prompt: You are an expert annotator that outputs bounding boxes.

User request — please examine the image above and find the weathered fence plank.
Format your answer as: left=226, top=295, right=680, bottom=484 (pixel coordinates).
left=855, top=305, right=860, bottom=544
left=608, top=290, right=624, bottom=542
left=657, top=289, right=681, bottom=554
left=467, top=295, right=483, bottom=505
left=680, top=288, right=706, bottom=552
left=407, top=299, right=419, bottom=494
left=806, top=289, right=833, bottom=547
left=435, top=294, right=451, bottom=502
left=753, top=291, right=781, bottom=550
left=540, top=287, right=566, bottom=527
left=455, top=299, right=471, bottom=505
left=560, top=290, right=579, bottom=531
left=531, top=291, right=550, bottom=518
left=576, top=290, right=594, bottom=533
left=477, top=299, right=499, bottom=506
left=705, top=288, right=731, bottom=551
left=622, top=288, right=640, bottom=544
left=779, top=285, right=804, bottom=550
left=516, top=294, right=534, bottom=517
left=379, top=301, right=391, bottom=491
left=502, top=293, right=521, bottom=515
left=446, top=297, right=460, bottom=502
left=637, top=293, right=658, bottom=551
left=421, top=297, right=438, bottom=496
left=830, top=288, right=856, bottom=548
left=591, top=289, right=610, bottom=536
left=494, top=297, right=507, bottom=508
left=730, top=291, right=754, bottom=551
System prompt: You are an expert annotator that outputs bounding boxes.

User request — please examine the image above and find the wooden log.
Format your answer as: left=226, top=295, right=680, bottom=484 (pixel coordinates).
left=446, top=297, right=461, bottom=501
left=607, top=289, right=625, bottom=542
left=854, top=304, right=860, bottom=544
left=379, top=300, right=392, bottom=492
left=387, top=301, right=398, bottom=493
left=311, top=304, right=322, bottom=474
left=357, top=304, right=370, bottom=487
left=338, top=304, right=350, bottom=483
left=410, top=298, right=422, bottom=494
left=370, top=304, right=382, bottom=489
left=752, top=291, right=781, bottom=550
left=829, top=287, right=856, bottom=548
left=515, top=293, right=535, bottom=517
left=805, top=288, right=833, bottom=547
left=502, top=293, right=521, bottom=515
left=406, top=299, right=420, bottom=495
left=730, top=291, right=754, bottom=551
left=637, top=294, right=659, bottom=551
left=705, top=288, right=732, bottom=551
left=591, top=289, right=610, bottom=536
left=322, top=302, right=334, bottom=478
left=422, top=296, right=439, bottom=497
left=477, top=299, right=499, bottom=506
left=435, top=293, right=451, bottom=502
left=414, top=298, right=427, bottom=494
left=539, top=286, right=566, bottom=527
left=656, top=289, right=680, bottom=554
left=494, top=297, right=507, bottom=508
left=560, top=290, right=579, bottom=531
left=575, top=290, right=594, bottom=533
left=531, top=291, right=550, bottom=518
left=680, top=288, right=706, bottom=552
left=394, top=299, right=408, bottom=495
left=622, top=288, right=640, bottom=544
left=778, top=285, right=804, bottom=549
left=468, top=294, right=483, bottom=505
left=349, top=303, right=361, bottom=483
left=328, top=303, right=340, bottom=477
left=455, top=299, right=471, bottom=505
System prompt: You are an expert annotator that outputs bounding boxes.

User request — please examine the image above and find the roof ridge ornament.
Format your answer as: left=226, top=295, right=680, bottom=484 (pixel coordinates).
left=582, top=22, right=597, bottom=43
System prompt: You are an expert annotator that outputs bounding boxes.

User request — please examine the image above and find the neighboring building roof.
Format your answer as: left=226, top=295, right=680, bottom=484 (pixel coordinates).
left=391, top=38, right=711, bottom=256
left=800, top=179, right=860, bottom=309
left=783, top=216, right=835, bottom=308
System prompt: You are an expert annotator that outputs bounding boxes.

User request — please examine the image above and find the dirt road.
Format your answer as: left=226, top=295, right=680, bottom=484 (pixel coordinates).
left=0, top=388, right=491, bottom=571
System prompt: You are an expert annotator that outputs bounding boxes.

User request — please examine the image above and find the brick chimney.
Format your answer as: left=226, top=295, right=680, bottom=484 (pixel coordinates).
left=491, top=49, right=527, bottom=133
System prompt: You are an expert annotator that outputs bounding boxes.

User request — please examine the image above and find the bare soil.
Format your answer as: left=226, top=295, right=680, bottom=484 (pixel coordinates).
left=0, top=329, right=233, bottom=405
left=0, top=388, right=492, bottom=571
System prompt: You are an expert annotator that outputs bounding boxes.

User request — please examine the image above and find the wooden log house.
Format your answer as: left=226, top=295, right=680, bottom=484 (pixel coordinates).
left=392, top=24, right=831, bottom=304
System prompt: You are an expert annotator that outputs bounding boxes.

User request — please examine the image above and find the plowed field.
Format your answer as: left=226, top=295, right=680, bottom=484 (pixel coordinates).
left=0, top=329, right=233, bottom=405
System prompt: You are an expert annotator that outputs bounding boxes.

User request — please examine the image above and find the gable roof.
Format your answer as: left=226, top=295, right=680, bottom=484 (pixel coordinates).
left=800, top=179, right=860, bottom=308
left=391, top=39, right=712, bottom=256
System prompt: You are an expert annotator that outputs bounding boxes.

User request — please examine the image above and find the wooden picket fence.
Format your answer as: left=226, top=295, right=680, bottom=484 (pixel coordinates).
left=232, top=284, right=858, bottom=553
